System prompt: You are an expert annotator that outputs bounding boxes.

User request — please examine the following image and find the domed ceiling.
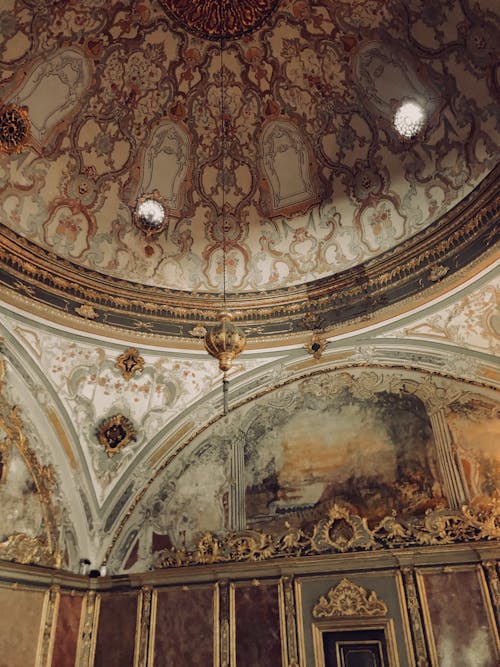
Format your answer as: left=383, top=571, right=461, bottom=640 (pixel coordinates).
left=0, top=0, right=499, bottom=576
left=0, top=0, right=498, bottom=341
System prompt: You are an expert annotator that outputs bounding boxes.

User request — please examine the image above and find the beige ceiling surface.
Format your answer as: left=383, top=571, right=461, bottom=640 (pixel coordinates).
left=0, top=0, right=498, bottom=296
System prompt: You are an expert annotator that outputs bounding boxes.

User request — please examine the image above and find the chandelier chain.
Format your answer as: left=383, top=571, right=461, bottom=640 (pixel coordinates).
left=220, top=36, right=227, bottom=305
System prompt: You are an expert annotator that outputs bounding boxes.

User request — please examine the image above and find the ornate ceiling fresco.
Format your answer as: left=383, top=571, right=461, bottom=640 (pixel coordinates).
left=0, top=0, right=498, bottom=575
left=0, top=0, right=498, bottom=339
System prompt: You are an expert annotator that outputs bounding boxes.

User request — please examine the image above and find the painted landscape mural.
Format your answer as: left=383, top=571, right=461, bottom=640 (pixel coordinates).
left=110, top=369, right=500, bottom=573
left=243, top=385, right=445, bottom=533
left=447, top=397, right=500, bottom=507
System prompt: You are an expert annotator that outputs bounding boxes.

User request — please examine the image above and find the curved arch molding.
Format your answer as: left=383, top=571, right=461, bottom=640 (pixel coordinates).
left=0, top=167, right=498, bottom=342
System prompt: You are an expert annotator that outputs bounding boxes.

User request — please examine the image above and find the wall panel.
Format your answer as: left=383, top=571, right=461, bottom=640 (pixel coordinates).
left=52, top=593, right=83, bottom=667
left=0, top=585, right=44, bottom=667
left=152, top=585, right=215, bottom=667
left=419, top=567, right=499, bottom=667
left=233, top=582, right=283, bottom=667
left=94, top=592, right=138, bottom=667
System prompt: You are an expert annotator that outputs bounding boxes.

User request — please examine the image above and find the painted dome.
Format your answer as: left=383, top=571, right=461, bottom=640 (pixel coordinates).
left=0, top=0, right=498, bottom=339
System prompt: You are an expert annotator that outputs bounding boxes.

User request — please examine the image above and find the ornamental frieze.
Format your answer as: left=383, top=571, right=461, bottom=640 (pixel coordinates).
left=0, top=169, right=497, bottom=341
left=153, top=503, right=500, bottom=569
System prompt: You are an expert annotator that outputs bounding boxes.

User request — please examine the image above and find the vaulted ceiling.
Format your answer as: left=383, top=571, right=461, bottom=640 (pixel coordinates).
left=0, top=0, right=498, bottom=572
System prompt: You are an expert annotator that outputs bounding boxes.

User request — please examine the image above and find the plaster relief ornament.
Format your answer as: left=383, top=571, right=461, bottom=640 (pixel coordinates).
left=75, top=304, right=99, bottom=320
left=97, top=415, right=137, bottom=457
left=159, top=0, right=280, bottom=39
left=0, top=104, right=30, bottom=154
left=312, top=579, right=388, bottom=618
left=305, top=333, right=328, bottom=360
left=116, top=348, right=145, bottom=381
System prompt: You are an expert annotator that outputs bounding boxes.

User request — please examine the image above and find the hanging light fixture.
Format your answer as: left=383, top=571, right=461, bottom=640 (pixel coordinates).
left=204, top=23, right=246, bottom=414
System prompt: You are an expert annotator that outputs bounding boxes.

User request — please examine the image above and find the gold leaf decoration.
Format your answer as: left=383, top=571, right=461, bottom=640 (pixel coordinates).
left=0, top=358, right=60, bottom=567
left=312, top=579, right=388, bottom=618
left=153, top=503, right=500, bottom=569
left=75, top=303, right=99, bottom=320
left=97, top=414, right=137, bottom=457
left=305, top=333, right=328, bottom=360
left=0, top=104, right=30, bottom=154
left=116, top=347, right=145, bottom=381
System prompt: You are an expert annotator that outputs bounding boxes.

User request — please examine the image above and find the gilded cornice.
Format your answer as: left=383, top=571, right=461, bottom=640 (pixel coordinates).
left=0, top=167, right=498, bottom=342
left=152, top=503, right=500, bottom=570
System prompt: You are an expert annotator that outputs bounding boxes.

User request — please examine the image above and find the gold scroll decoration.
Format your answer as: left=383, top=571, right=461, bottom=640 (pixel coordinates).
left=312, top=579, right=388, bottom=619
left=154, top=502, right=500, bottom=569
left=0, top=357, right=60, bottom=567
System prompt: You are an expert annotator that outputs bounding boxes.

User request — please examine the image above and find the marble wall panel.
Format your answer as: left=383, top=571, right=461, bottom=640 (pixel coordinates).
left=153, top=586, right=214, bottom=667
left=420, top=568, right=499, bottom=667
left=52, top=593, right=83, bottom=667
left=233, top=582, right=282, bottom=667
left=93, top=592, right=138, bottom=667
left=0, top=586, right=44, bottom=667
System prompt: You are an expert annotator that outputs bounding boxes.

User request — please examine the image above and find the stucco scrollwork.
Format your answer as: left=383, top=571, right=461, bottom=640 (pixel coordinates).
left=312, top=579, right=388, bottom=618
left=153, top=503, right=500, bottom=569
left=0, top=358, right=61, bottom=567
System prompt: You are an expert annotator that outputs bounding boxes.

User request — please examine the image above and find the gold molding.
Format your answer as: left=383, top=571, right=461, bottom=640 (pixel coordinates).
left=146, top=588, right=158, bottom=667
left=36, top=585, right=60, bottom=667
left=135, top=586, right=152, bottom=667
left=312, top=617, right=400, bottom=667
left=0, top=357, right=60, bottom=568
left=400, top=567, right=428, bottom=666
left=153, top=503, right=500, bottom=570
left=280, top=576, right=300, bottom=667
left=75, top=590, right=100, bottom=667
left=220, top=580, right=230, bottom=667
left=312, top=579, right=388, bottom=619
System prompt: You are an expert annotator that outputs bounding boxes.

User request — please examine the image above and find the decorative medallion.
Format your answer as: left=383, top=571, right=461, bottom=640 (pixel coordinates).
left=159, top=0, right=280, bottom=40
left=312, top=579, right=388, bottom=618
left=97, top=414, right=137, bottom=457
left=305, top=333, right=328, bottom=360
left=0, top=104, right=30, bottom=154
left=75, top=304, right=99, bottom=320
left=116, top=348, right=145, bottom=381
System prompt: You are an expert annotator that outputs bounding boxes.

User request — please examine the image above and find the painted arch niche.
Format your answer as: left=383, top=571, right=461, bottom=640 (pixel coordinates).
left=113, top=370, right=454, bottom=573
left=242, top=380, right=445, bottom=534
left=134, top=120, right=191, bottom=215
